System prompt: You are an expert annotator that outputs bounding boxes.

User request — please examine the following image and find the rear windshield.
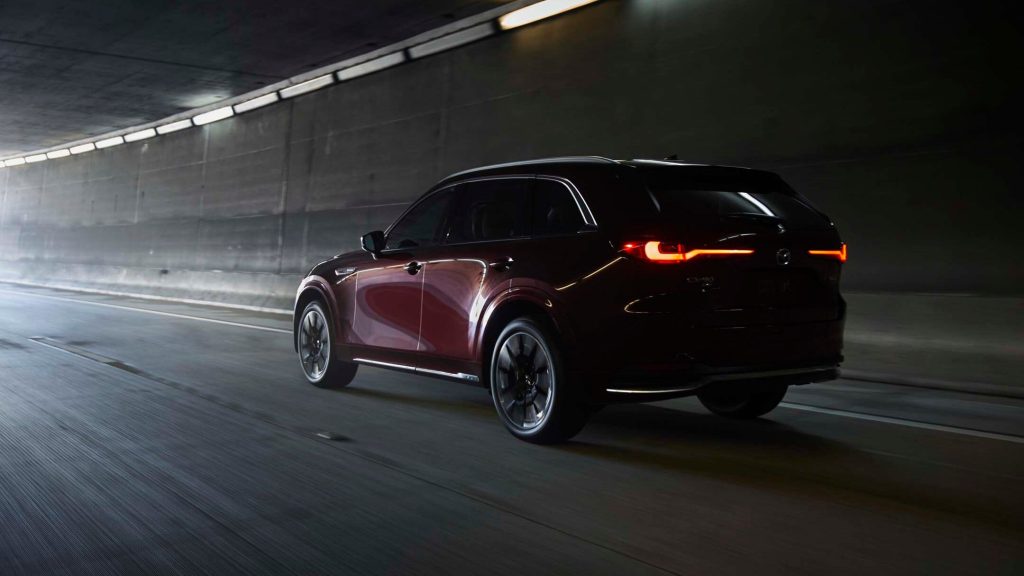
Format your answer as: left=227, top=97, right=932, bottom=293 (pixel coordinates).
left=637, top=165, right=827, bottom=230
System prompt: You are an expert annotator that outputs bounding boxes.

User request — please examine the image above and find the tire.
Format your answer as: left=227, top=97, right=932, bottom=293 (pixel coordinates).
left=297, top=300, right=358, bottom=389
left=697, top=382, right=788, bottom=419
left=489, top=317, right=588, bottom=444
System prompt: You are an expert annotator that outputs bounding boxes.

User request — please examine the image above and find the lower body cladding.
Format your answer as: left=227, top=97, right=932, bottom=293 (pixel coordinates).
left=599, top=364, right=841, bottom=403
left=574, top=315, right=845, bottom=404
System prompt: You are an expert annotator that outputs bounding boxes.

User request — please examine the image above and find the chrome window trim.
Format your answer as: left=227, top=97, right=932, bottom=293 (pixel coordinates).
left=535, top=175, right=598, bottom=228
left=448, top=173, right=596, bottom=228
left=380, top=173, right=598, bottom=252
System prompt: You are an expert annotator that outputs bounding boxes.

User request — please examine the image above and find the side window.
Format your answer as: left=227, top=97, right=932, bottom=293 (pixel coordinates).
left=448, top=179, right=529, bottom=244
left=385, top=188, right=454, bottom=250
left=532, top=179, right=584, bottom=236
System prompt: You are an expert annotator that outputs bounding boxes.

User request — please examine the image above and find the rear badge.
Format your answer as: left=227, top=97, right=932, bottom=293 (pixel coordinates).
left=776, top=248, right=791, bottom=266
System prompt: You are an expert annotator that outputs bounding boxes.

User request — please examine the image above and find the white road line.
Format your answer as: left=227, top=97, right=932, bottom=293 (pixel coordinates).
left=0, top=279, right=291, bottom=315
left=5, top=287, right=1023, bottom=444
left=780, top=402, right=1024, bottom=444
left=0, top=289, right=291, bottom=334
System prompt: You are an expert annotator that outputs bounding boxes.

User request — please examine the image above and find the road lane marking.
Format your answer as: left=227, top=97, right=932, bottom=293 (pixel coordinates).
left=0, top=279, right=291, bottom=315
left=780, top=402, right=1024, bottom=444
left=0, top=289, right=291, bottom=334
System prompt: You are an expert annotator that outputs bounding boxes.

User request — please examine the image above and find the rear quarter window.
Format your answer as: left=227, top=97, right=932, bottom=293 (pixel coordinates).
left=532, top=179, right=584, bottom=236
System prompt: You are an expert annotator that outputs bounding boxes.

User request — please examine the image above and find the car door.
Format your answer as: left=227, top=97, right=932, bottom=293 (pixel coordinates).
left=417, top=177, right=531, bottom=372
left=346, top=187, right=456, bottom=364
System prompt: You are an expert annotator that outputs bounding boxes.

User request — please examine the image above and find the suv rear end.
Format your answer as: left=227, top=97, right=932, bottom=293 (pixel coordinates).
left=570, top=161, right=845, bottom=400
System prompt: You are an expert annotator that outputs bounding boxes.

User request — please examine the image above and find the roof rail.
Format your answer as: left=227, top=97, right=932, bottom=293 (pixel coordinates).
left=442, top=156, right=619, bottom=181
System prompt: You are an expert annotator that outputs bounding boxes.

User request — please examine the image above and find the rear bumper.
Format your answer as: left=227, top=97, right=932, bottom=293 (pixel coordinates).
left=598, top=362, right=840, bottom=403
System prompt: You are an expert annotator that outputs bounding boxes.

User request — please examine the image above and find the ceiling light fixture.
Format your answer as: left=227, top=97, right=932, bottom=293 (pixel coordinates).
left=498, top=0, right=600, bottom=30
left=233, top=93, right=279, bottom=113
left=192, top=106, right=234, bottom=125
left=408, top=23, right=494, bottom=59
left=156, top=119, right=193, bottom=134
left=96, top=136, right=125, bottom=149
left=336, top=52, right=407, bottom=81
left=124, top=128, right=157, bottom=142
left=279, top=74, right=335, bottom=99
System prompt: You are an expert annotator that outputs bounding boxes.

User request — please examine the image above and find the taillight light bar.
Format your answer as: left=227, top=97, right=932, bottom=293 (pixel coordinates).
left=621, top=241, right=754, bottom=263
left=808, top=243, right=847, bottom=262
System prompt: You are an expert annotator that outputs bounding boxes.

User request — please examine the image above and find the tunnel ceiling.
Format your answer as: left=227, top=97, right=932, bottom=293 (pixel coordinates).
left=0, top=0, right=511, bottom=156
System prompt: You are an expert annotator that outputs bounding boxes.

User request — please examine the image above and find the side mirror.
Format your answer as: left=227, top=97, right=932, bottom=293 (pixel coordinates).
left=361, top=230, right=385, bottom=255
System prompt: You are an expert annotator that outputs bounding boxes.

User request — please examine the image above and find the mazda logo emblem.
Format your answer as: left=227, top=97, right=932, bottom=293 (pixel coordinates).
left=776, top=248, right=791, bottom=266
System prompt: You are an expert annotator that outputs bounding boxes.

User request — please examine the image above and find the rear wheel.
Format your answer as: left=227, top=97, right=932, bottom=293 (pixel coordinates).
left=490, top=317, right=588, bottom=444
left=298, top=301, right=357, bottom=389
left=697, top=382, right=788, bottom=419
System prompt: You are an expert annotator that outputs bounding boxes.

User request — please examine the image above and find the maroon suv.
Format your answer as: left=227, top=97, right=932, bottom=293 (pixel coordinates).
left=293, top=157, right=846, bottom=443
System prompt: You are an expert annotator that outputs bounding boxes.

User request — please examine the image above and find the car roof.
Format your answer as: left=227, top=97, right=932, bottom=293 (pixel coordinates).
left=437, top=157, right=756, bottom=186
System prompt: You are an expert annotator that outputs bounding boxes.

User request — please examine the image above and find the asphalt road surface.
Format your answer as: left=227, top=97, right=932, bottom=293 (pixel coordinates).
left=0, top=284, right=1021, bottom=575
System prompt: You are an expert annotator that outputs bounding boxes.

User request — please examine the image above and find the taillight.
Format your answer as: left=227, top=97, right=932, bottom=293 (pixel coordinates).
left=808, top=243, right=847, bottom=262
left=621, top=241, right=754, bottom=264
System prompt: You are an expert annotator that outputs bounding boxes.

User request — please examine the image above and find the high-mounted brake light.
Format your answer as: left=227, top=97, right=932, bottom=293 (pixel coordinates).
left=808, top=243, right=847, bottom=262
left=622, top=241, right=754, bottom=263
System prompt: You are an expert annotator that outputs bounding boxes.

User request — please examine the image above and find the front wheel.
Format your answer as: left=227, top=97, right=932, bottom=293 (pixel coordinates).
left=298, top=301, right=357, bottom=389
left=697, top=382, right=788, bottom=419
left=490, top=317, right=588, bottom=444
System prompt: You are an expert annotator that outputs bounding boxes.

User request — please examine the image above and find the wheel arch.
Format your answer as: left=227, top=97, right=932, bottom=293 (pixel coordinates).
left=476, top=289, right=575, bottom=386
left=293, top=279, right=335, bottom=351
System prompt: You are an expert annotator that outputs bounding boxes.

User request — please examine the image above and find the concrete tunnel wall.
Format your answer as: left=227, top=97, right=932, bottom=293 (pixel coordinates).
left=0, top=0, right=1021, bottom=312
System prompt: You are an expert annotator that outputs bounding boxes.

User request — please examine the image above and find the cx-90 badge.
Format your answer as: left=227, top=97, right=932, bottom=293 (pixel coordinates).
left=776, top=248, right=792, bottom=266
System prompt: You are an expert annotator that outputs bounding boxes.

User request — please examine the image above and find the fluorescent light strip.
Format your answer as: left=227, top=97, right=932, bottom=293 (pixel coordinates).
left=279, top=74, right=335, bottom=99
left=233, top=92, right=279, bottom=113
left=498, top=0, right=600, bottom=30
left=6, top=1, right=600, bottom=161
left=409, top=23, right=495, bottom=59
left=192, top=106, right=234, bottom=125
left=336, top=51, right=407, bottom=81
left=124, top=128, right=157, bottom=142
left=156, top=119, right=192, bottom=135
left=96, top=136, right=125, bottom=149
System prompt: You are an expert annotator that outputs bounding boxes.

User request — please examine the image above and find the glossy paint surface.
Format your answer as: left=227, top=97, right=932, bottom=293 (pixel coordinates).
left=296, top=159, right=846, bottom=400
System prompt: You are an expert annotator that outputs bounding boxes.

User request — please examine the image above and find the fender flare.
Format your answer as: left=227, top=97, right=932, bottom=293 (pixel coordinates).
left=473, top=284, right=576, bottom=362
left=293, top=277, right=338, bottom=351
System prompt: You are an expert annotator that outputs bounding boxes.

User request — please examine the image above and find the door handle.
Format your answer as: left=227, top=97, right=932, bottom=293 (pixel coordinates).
left=489, top=257, right=514, bottom=272
left=404, top=261, right=423, bottom=275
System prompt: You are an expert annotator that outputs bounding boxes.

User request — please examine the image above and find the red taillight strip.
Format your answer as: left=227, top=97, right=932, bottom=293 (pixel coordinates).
left=684, top=248, right=755, bottom=260
left=636, top=241, right=754, bottom=263
left=808, top=243, right=847, bottom=262
left=642, top=241, right=684, bottom=262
